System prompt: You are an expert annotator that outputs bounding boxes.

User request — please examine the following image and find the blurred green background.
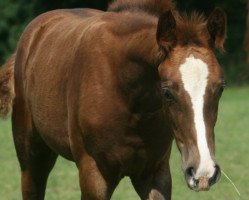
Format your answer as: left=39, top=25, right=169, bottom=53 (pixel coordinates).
left=0, top=0, right=248, bottom=84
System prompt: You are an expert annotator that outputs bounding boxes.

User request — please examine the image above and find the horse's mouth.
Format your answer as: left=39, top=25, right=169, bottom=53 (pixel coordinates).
left=187, top=177, right=210, bottom=191
left=185, top=164, right=221, bottom=191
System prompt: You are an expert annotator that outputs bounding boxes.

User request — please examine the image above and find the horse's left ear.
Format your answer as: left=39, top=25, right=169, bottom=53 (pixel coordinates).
left=207, top=7, right=227, bottom=52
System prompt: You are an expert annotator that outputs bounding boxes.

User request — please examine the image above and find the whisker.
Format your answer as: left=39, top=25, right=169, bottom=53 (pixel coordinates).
left=221, top=170, right=241, bottom=197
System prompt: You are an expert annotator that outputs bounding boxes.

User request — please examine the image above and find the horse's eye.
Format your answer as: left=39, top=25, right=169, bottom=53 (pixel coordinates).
left=163, top=88, right=174, bottom=102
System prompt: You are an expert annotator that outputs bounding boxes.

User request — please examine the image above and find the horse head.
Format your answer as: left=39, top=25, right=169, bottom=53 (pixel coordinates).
left=157, top=8, right=226, bottom=191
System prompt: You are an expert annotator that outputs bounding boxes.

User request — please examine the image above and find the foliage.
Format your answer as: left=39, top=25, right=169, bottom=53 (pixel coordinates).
left=1, top=87, right=249, bottom=199
left=0, top=0, right=248, bottom=83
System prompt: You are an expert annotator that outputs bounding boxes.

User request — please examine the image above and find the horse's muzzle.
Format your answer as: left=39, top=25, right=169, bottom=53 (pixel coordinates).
left=184, top=164, right=221, bottom=191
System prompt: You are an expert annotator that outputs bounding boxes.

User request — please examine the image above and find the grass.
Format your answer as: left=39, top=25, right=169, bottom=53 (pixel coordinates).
left=0, top=86, right=249, bottom=200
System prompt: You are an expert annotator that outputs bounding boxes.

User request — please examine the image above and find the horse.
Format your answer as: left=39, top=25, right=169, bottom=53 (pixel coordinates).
left=0, top=0, right=226, bottom=199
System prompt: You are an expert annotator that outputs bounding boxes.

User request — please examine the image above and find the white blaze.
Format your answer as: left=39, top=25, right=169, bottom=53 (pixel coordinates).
left=179, top=55, right=215, bottom=178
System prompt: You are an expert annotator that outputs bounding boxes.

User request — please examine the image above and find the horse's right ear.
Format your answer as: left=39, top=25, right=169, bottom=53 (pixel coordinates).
left=156, top=10, right=177, bottom=53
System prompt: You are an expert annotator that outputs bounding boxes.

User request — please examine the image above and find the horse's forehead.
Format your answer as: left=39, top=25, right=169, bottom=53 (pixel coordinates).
left=159, top=47, right=223, bottom=89
left=179, top=55, right=209, bottom=95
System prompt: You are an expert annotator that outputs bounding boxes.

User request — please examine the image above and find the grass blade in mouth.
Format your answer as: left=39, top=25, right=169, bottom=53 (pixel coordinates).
left=221, top=170, right=241, bottom=197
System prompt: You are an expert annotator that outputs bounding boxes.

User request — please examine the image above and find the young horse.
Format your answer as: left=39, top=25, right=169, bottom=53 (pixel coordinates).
left=0, top=0, right=226, bottom=199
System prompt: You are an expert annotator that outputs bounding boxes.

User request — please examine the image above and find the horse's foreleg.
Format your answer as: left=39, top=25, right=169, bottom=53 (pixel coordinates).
left=77, top=154, right=117, bottom=200
left=130, top=160, right=172, bottom=200
left=69, top=124, right=118, bottom=200
left=12, top=100, right=58, bottom=200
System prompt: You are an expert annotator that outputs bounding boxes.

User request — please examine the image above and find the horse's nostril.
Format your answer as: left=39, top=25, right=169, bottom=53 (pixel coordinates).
left=185, top=167, right=197, bottom=190
left=209, top=164, right=221, bottom=186
left=185, top=167, right=195, bottom=178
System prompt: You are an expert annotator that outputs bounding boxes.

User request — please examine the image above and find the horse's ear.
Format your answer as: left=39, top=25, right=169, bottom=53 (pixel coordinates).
left=156, top=10, right=177, bottom=53
left=207, top=7, right=227, bottom=52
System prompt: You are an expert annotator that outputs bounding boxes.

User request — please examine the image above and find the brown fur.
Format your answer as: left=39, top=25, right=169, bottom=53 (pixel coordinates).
left=175, top=12, right=208, bottom=47
left=0, top=53, right=15, bottom=118
left=207, top=8, right=227, bottom=52
left=0, top=1, right=226, bottom=199
left=108, top=0, right=175, bottom=16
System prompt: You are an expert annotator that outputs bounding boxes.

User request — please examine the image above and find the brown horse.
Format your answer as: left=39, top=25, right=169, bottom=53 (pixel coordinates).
left=0, top=0, right=226, bottom=199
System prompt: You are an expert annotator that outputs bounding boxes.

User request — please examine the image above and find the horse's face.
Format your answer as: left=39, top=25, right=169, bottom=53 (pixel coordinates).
left=159, top=47, right=224, bottom=191
left=156, top=8, right=226, bottom=191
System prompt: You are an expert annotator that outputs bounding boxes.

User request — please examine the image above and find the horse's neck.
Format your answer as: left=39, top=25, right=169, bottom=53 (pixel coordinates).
left=127, top=30, right=160, bottom=65
left=112, top=12, right=162, bottom=68
left=116, top=21, right=164, bottom=113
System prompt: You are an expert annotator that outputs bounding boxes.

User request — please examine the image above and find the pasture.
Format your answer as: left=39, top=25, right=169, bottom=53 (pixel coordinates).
left=0, top=86, right=248, bottom=200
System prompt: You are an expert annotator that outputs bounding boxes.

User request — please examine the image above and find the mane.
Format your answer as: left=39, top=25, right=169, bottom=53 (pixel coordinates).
left=175, top=12, right=209, bottom=47
left=108, top=0, right=176, bottom=16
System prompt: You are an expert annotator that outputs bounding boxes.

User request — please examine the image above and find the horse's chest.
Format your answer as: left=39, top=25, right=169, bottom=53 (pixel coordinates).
left=86, top=125, right=170, bottom=175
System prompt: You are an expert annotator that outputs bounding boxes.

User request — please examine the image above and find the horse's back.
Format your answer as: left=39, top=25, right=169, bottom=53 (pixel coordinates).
left=14, top=8, right=106, bottom=159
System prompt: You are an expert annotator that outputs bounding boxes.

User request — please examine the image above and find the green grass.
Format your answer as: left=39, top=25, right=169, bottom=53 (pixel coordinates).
left=1, top=86, right=249, bottom=200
